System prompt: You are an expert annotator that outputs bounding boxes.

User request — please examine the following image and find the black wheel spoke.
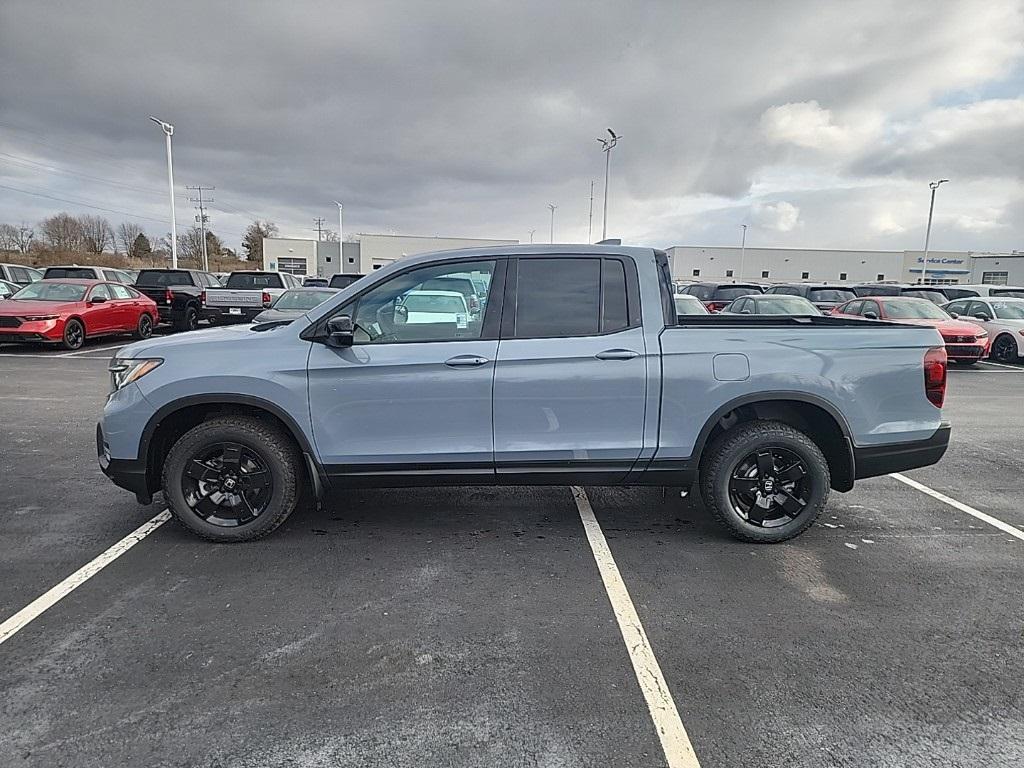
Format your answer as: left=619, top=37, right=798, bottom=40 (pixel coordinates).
left=755, top=451, right=774, bottom=477
left=220, top=444, right=242, bottom=472
left=238, top=468, right=268, bottom=492
left=778, top=488, right=806, bottom=516
left=186, top=459, right=219, bottom=482
left=193, top=492, right=222, bottom=520
left=778, top=461, right=806, bottom=483
left=730, top=476, right=759, bottom=494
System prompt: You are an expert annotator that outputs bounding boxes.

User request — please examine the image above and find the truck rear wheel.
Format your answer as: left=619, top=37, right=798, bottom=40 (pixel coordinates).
left=162, top=416, right=302, bottom=542
left=174, top=305, right=199, bottom=332
left=700, top=420, right=829, bottom=543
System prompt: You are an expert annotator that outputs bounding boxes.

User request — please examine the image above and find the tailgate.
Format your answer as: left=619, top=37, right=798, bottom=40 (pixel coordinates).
left=204, top=289, right=264, bottom=308
left=137, top=287, right=169, bottom=304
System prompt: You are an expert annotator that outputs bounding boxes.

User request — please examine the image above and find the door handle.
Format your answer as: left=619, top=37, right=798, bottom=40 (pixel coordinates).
left=445, top=355, right=490, bottom=367
left=595, top=348, right=639, bottom=360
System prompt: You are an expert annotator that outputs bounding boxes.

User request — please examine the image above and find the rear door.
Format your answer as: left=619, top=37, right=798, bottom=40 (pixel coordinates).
left=492, top=256, right=647, bottom=481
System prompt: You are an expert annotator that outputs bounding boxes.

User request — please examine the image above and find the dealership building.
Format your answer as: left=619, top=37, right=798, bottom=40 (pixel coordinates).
left=263, top=233, right=518, bottom=277
left=666, top=245, right=1024, bottom=286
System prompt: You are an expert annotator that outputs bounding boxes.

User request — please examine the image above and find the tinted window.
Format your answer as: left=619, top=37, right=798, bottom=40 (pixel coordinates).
left=45, top=267, right=97, bottom=279
left=89, top=284, right=112, bottom=300
left=10, top=267, right=29, bottom=282
left=273, top=289, right=338, bottom=310
left=966, top=301, right=989, bottom=318
left=601, top=259, right=628, bottom=332
left=991, top=289, right=1024, bottom=298
left=843, top=300, right=863, bottom=315
left=515, top=258, right=600, bottom=338
left=768, top=286, right=801, bottom=296
left=945, top=300, right=968, bottom=315
left=137, top=270, right=195, bottom=287
left=226, top=272, right=284, bottom=289
left=329, top=274, right=365, bottom=289
left=683, top=284, right=712, bottom=300
left=102, top=269, right=120, bottom=281
left=901, top=289, right=947, bottom=304
left=109, top=283, right=133, bottom=299
left=854, top=285, right=897, bottom=297
left=807, top=288, right=856, bottom=302
left=714, top=285, right=762, bottom=301
left=942, top=288, right=977, bottom=300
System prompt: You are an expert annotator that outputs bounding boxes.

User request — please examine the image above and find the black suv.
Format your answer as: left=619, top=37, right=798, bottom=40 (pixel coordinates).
left=852, top=283, right=950, bottom=304
left=764, top=283, right=857, bottom=312
left=676, top=281, right=764, bottom=312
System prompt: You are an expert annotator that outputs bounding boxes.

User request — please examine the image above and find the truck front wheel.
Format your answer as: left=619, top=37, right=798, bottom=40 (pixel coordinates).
left=700, top=420, right=829, bottom=543
left=162, top=416, right=302, bottom=542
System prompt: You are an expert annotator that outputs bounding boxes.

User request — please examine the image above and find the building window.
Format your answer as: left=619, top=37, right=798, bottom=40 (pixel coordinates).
left=725, top=269, right=734, bottom=277
left=761, top=270, right=770, bottom=278
left=839, top=272, right=848, bottom=280
left=348, top=257, right=355, bottom=264
left=876, top=274, right=885, bottom=281
left=692, top=269, right=700, bottom=277
left=373, top=264, right=383, bottom=270
left=801, top=272, right=809, bottom=279
left=982, top=271, right=1008, bottom=285
left=325, top=256, right=332, bottom=262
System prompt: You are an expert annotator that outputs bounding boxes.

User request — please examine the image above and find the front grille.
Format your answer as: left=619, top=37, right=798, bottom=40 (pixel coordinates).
left=942, top=335, right=976, bottom=344
left=0, top=316, right=23, bottom=328
left=946, top=345, right=983, bottom=356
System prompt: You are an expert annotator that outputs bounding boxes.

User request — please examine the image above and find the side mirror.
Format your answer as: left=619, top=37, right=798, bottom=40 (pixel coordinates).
left=863, top=311, right=878, bottom=320
left=740, top=308, right=752, bottom=314
left=326, top=314, right=354, bottom=347
left=948, top=312, right=959, bottom=319
left=89, top=295, right=108, bottom=304
left=974, top=313, right=992, bottom=322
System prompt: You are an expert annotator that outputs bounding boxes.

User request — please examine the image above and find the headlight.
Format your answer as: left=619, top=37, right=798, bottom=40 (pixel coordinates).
left=977, top=331, right=988, bottom=338
left=109, top=358, right=162, bottom=392
left=23, top=314, right=59, bottom=321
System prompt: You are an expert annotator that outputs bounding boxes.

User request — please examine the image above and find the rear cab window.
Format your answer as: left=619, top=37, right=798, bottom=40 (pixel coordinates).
left=44, top=267, right=97, bottom=279
left=807, top=288, right=856, bottom=302
left=136, top=270, right=196, bottom=287
left=226, top=272, right=284, bottom=289
left=713, top=285, right=762, bottom=302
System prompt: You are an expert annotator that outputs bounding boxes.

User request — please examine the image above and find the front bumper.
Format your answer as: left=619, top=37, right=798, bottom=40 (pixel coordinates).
left=97, top=423, right=152, bottom=503
left=853, top=423, right=951, bottom=480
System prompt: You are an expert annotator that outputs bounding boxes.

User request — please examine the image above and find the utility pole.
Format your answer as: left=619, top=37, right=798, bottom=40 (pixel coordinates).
left=739, top=224, right=748, bottom=279
left=186, top=184, right=214, bottom=271
left=148, top=116, right=177, bottom=268
left=588, top=180, right=595, bottom=243
left=921, top=179, right=949, bottom=285
left=597, top=128, right=621, bottom=241
left=548, top=204, right=557, bottom=243
left=313, top=217, right=326, bottom=241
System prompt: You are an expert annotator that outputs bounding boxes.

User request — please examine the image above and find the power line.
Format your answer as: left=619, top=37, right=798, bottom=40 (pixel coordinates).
left=187, top=184, right=215, bottom=271
left=313, top=217, right=326, bottom=241
left=0, top=151, right=181, bottom=200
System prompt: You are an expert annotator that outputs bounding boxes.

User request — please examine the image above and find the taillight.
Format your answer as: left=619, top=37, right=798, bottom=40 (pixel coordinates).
left=262, top=291, right=272, bottom=307
left=705, top=301, right=727, bottom=313
left=200, top=290, right=206, bottom=305
left=164, top=289, right=174, bottom=305
left=923, top=346, right=947, bottom=408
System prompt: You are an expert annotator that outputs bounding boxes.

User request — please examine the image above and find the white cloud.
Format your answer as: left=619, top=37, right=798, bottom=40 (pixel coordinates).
left=760, top=101, right=883, bottom=154
left=752, top=201, right=801, bottom=232
left=954, top=211, right=1007, bottom=232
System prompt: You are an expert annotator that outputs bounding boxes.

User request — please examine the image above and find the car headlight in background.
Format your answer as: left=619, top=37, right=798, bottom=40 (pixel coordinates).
left=977, top=330, right=988, bottom=338
left=23, top=314, right=59, bottom=321
left=109, top=358, right=162, bottom=393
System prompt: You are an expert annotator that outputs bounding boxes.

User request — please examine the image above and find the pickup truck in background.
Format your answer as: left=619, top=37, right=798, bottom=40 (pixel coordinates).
left=135, top=268, right=221, bottom=331
left=98, top=245, right=950, bottom=544
left=203, top=271, right=302, bottom=323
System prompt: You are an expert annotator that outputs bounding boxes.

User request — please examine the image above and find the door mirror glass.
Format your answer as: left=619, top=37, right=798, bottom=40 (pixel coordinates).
left=863, top=310, right=878, bottom=320
left=326, top=314, right=354, bottom=346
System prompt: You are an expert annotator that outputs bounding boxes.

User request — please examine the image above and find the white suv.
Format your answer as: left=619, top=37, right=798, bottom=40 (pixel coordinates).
left=944, top=297, right=1024, bottom=363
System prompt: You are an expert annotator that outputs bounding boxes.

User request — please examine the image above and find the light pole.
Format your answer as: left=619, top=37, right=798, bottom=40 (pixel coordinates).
left=597, top=128, right=621, bottom=241
left=149, top=116, right=177, bottom=268
left=528, top=229, right=536, bottom=244
left=332, top=200, right=344, bottom=244
left=548, top=204, right=557, bottom=243
left=739, top=224, right=747, bottom=279
left=921, top=179, right=949, bottom=285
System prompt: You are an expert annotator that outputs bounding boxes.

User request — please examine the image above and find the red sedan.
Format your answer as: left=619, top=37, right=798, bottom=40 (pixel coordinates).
left=832, top=296, right=990, bottom=364
left=0, top=279, right=157, bottom=350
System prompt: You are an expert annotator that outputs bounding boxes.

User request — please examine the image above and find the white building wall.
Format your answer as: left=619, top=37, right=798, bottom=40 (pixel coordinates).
left=667, top=246, right=902, bottom=283
left=263, top=238, right=316, bottom=274
left=968, top=253, right=1024, bottom=285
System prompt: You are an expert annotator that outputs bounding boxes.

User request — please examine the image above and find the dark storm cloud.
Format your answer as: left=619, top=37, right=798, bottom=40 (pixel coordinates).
left=1, top=0, right=1022, bottom=248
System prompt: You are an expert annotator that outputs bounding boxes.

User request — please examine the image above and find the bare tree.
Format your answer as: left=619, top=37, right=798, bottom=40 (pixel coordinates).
left=177, top=226, right=205, bottom=264
left=79, top=214, right=114, bottom=254
left=0, top=223, right=35, bottom=253
left=242, top=220, right=278, bottom=262
left=117, top=221, right=145, bottom=257
left=39, top=212, right=85, bottom=251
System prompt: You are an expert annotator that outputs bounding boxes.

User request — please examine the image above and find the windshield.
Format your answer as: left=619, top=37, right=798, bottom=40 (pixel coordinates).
left=882, top=299, right=949, bottom=319
left=12, top=281, right=88, bottom=301
left=402, top=293, right=467, bottom=313
left=992, top=301, right=1024, bottom=320
left=226, top=272, right=283, bottom=289
left=44, top=267, right=95, bottom=279
left=808, top=288, right=856, bottom=302
left=674, top=296, right=707, bottom=315
left=714, top=286, right=762, bottom=300
left=272, top=289, right=337, bottom=310
left=136, top=270, right=194, bottom=287
left=754, top=297, right=821, bottom=314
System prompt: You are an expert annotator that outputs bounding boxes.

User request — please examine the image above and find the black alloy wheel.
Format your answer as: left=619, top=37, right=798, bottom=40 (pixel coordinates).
left=135, top=313, right=154, bottom=339
left=992, top=335, right=1018, bottom=363
left=727, top=447, right=809, bottom=528
left=62, top=319, right=85, bottom=350
left=181, top=442, right=274, bottom=528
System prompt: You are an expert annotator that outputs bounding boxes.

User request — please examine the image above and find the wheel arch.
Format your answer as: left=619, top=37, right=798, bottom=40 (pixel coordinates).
left=695, top=393, right=855, bottom=492
left=140, top=394, right=323, bottom=500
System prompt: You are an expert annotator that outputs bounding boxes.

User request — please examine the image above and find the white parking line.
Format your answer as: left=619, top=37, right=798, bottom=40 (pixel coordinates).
left=978, top=360, right=1023, bottom=371
left=571, top=487, right=702, bottom=768
left=57, top=344, right=125, bottom=358
left=890, top=474, right=1024, bottom=542
left=0, top=510, right=170, bottom=647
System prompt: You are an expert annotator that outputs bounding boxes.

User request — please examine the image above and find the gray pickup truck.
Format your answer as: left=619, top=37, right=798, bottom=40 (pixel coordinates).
left=97, top=245, right=950, bottom=543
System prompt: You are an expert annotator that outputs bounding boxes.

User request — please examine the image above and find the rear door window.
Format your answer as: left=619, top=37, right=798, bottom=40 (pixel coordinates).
left=89, top=284, right=113, bottom=300
left=514, top=258, right=601, bottom=338
left=600, top=258, right=629, bottom=332
left=109, top=283, right=133, bottom=299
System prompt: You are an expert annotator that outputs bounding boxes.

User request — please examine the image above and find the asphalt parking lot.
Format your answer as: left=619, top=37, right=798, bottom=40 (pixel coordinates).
left=1, top=341, right=1022, bottom=768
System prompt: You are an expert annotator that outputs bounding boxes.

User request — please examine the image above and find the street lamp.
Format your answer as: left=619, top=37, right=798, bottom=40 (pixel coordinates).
left=548, top=204, right=557, bottom=243
left=739, top=224, right=748, bottom=279
left=597, top=128, right=621, bottom=241
left=148, top=116, right=177, bottom=269
left=331, top=201, right=344, bottom=244
left=921, top=179, right=949, bottom=285
left=528, top=229, right=536, bottom=244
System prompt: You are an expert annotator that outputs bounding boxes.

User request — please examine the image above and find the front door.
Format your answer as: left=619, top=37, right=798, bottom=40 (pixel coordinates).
left=307, top=258, right=503, bottom=479
left=492, top=256, right=648, bottom=481
left=84, top=284, right=117, bottom=334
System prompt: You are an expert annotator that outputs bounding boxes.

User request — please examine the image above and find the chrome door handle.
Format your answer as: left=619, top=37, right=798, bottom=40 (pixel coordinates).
left=445, top=355, right=490, bottom=367
left=595, top=349, right=639, bottom=360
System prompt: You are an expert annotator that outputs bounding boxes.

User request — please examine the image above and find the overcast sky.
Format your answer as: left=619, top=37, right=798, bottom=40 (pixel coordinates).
left=1, top=0, right=1022, bottom=253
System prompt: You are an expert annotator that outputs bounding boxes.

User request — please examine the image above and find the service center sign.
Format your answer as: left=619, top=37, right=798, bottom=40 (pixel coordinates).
left=917, top=256, right=964, bottom=265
